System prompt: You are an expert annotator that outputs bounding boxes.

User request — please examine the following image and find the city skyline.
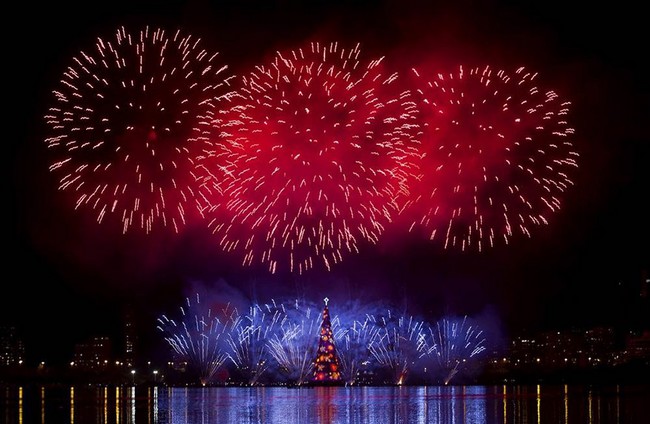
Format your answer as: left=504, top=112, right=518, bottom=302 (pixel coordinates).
left=3, top=299, right=648, bottom=384
left=4, top=0, right=648, bottom=366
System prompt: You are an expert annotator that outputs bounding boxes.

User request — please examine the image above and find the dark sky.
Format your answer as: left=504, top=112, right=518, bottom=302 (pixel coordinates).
left=4, top=0, right=648, bottom=365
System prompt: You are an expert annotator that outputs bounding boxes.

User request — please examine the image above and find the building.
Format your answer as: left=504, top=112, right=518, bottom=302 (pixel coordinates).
left=625, top=330, right=650, bottom=362
left=510, top=326, right=621, bottom=371
left=71, top=336, right=112, bottom=371
left=123, top=306, right=138, bottom=367
left=0, top=326, right=25, bottom=367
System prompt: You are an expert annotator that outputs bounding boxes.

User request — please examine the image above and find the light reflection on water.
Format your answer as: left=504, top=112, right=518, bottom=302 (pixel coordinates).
left=2, top=384, right=649, bottom=423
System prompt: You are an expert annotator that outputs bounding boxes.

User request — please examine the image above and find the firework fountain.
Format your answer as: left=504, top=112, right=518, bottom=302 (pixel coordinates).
left=333, top=315, right=380, bottom=385
left=225, top=300, right=285, bottom=386
left=425, top=315, right=487, bottom=385
left=157, top=293, right=239, bottom=386
left=266, top=298, right=322, bottom=385
left=157, top=293, right=492, bottom=386
left=367, top=310, right=430, bottom=385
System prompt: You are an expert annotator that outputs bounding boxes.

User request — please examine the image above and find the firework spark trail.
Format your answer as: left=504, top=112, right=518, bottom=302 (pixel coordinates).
left=196, top=41, right=421, bottom=274
left=367, top=311, right=429, bottom=385
left=326, top=299, right=385, bottom=384
left=225, top=301, right=285, bottom=385
left=333, top=316, right=381, bottom=385
left=267, top=322, right=317, bottom=385
left=266, top=298, right=321, bottom=385
left=425, top=315, right=487, bottom=385
left=44, top=25, right=236, bottom=234
left=156, top=293, right=239, bottom=386
left=402, top=65, right=579, bottom=251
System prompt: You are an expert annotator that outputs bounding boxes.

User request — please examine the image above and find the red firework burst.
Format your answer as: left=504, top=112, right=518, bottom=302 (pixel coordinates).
left=43, top=26, right=236, bottom=234
left=401, top=64, right=579, bottom=251
left=195, top=41, right=421, bottom=274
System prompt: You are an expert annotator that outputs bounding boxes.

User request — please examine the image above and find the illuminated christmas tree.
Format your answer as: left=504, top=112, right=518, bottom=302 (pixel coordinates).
left=313, top=297, right=342, bottom=383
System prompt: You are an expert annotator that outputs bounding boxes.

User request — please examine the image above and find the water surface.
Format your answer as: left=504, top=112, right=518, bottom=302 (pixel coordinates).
left=2, top=384, right=649, bottom=423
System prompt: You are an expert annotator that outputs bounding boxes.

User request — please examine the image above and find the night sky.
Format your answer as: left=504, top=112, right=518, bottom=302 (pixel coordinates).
left=5, top=0, right=648, bottom=366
